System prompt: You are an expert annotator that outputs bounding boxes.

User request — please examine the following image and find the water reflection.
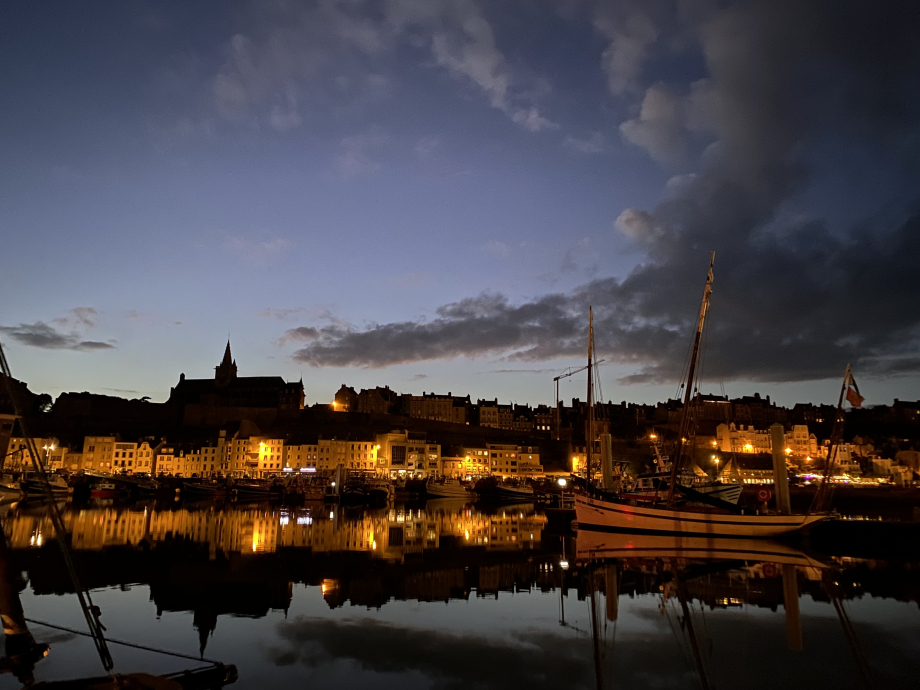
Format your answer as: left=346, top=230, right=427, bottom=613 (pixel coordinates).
left=4, top=501, right=546, bottom=559
left=0, top=501, right=917, bottom=689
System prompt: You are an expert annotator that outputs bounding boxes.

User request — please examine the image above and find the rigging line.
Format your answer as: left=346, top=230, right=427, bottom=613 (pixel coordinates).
left=25, top=618, right=225, bottom=666
left=662, top=598, right=695, bottom=675
left=0, top=340, right=114, bottom=673
left=675, top=332, right=696, bottom=401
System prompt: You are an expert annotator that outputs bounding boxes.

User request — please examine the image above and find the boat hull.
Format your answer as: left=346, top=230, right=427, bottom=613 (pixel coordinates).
left=575, top=493, right=828, bottom=538
left=426, top=484, right=470, bottom=499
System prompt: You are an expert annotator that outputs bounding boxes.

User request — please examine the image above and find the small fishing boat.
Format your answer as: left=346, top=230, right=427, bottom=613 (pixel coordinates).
left=114, top=473, right=158, bottom=496
left=340, top=477, right=368, bottom=505
left=183, top=479, right=225, bottom=496
left=230, top=480, right=278, bottom=500
left=475, top=476, right=534, bottom=501
left=0, top=475, right=21, bottom=498
left=366, top=478, right=394, bottom=505
left=425, top=477, right=470, bottom=499
left=21, top=473, right=70, bottom=499
left=89, top=480, right=118, bottom=499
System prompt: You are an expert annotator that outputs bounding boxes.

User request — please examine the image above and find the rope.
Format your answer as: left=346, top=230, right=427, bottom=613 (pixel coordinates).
left=25, top=618, right=222, bottom=666
left=0, top=339, right=114, bottom=672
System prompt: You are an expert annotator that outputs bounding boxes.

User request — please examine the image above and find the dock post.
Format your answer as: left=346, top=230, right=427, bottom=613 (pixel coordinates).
left=782, top=564, right=803, bottom=652
left=600, top=434, right=613, bottom=490
left=770, top=424, right=791, bottom=514
left=605, top=564, right=618, bottom=621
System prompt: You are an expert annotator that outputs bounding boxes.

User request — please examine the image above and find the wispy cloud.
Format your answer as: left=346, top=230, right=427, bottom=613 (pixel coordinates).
left=222, top=233, right=290, bottom=265
left=564, top=132, right=606, bottom=154
left=0, top=321, right=114, bottom=352
left=334, top=131, right=388, bottom=179
left=52, top=307, right=99, bottom=329
left=259, top=307, right=306, bottom=320
left=482, top=240, right=510, bottom=257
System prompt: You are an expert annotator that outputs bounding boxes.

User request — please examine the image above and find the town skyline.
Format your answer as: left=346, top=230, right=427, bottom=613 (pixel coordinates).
left=1, top=335, right=916, bottom=410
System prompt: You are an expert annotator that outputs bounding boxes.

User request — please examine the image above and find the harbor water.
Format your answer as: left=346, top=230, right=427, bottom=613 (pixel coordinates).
left=0, top=500, right=918, bottom=689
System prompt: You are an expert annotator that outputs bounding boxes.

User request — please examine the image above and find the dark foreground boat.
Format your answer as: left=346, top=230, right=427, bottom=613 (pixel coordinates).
left=30, top=664, right=238, bottom=690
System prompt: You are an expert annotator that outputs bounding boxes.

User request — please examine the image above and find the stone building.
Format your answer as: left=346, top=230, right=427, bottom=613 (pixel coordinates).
left=168, top=342, right=304, bottom=426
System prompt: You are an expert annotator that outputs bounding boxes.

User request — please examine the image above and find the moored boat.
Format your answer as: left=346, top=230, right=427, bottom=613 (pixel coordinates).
left=89, top=480, right=118, bottom=499
left=574, top=254, right=831, bottom=539
left=183, top=479, right=225, bottom=496
left=340, top=477, right=368, bottom=504
left=366, top=478, right=394, bottom=504
left=425, top=477, right=470, bottom=499
left=474, top=476, right=534, bottom=501
left=575, top=492, right=827, bottom=537
left=230, top=480, right=279, bottom=500
left=21, top=474, right=70, bottom=499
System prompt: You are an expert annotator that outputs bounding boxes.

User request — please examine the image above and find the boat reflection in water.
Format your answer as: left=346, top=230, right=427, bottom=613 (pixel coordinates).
left=2, top=501, right=919, bottom=689
left=573, top=530, right=898, bottom=690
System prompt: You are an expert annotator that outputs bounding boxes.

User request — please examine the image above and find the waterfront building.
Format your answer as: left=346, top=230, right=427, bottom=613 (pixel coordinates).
left=81, top=436, right=117, bottom=471
left=283, top=437, right=379, bottom=473
left=440, top=445, right=490, bottom=478
left=111, top=441, right=138, bottom=471
left=716, top=423, right=818, bottom=460
left=63, top=448, right=83, bottom=471
left=132, top=440, right=160, bottom=473
left=4, top=436, right=60, bottom=471
left=376, top=430, right=440, bottom=478
left=487, top=443, right=542, bottom=477
left=786, top=425, right=819, bottom=459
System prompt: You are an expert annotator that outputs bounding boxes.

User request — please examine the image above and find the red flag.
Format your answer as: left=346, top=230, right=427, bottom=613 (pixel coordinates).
left=846, top=372, right=864, bottom=408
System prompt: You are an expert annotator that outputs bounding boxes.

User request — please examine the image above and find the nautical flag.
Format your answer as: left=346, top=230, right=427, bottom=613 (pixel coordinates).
left=846, top=371, right=864, bottom=408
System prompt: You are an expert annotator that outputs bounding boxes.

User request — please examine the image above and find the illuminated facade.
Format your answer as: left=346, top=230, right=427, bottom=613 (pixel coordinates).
left=375, top=430, right=440, bottom=477
left=716, top=423, right=818, bottom=459
left=4, top=436, right=60, bottom=471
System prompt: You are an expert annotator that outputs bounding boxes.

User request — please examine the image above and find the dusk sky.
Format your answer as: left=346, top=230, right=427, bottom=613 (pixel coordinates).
left=1, top=0, right=917, bottom=408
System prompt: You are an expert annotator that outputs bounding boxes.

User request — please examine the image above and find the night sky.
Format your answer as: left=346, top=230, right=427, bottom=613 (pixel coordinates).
left=1, top=0, right=917, bottom=407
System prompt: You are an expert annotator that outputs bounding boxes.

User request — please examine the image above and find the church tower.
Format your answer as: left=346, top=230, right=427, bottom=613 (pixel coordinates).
left=214, top=340, right=237, bottom=387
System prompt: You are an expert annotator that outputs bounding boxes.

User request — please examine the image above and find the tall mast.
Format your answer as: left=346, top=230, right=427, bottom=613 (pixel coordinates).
left=666, top=253, right=715, bottom=507
left=809, top=363, right=851, bottom=514
left=586, top=306, right=594, bottom=484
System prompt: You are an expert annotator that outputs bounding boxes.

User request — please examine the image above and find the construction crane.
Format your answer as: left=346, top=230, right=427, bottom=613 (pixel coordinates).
left=553, top=360, right=604, bottom=441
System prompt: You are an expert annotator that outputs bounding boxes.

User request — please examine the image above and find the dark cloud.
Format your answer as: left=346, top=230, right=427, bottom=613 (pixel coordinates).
left=286, top=0, right=920, bottom=385
left=489, top=368, right=559, bottom=375
left=0, top=322, right=115, bottom=352
left=279, top=326, right=321, bottom=346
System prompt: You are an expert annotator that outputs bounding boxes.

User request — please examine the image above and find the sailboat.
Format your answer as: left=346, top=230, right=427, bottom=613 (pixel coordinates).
left=575, top=253, right=830, bottom=538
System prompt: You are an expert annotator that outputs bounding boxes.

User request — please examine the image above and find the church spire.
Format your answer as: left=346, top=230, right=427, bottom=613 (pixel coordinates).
left=215, top=340, right=237, bottom=387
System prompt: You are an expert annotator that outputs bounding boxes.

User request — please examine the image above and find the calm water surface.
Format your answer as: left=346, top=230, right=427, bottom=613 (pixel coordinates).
left=1, top=501, right=918, bottom=689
